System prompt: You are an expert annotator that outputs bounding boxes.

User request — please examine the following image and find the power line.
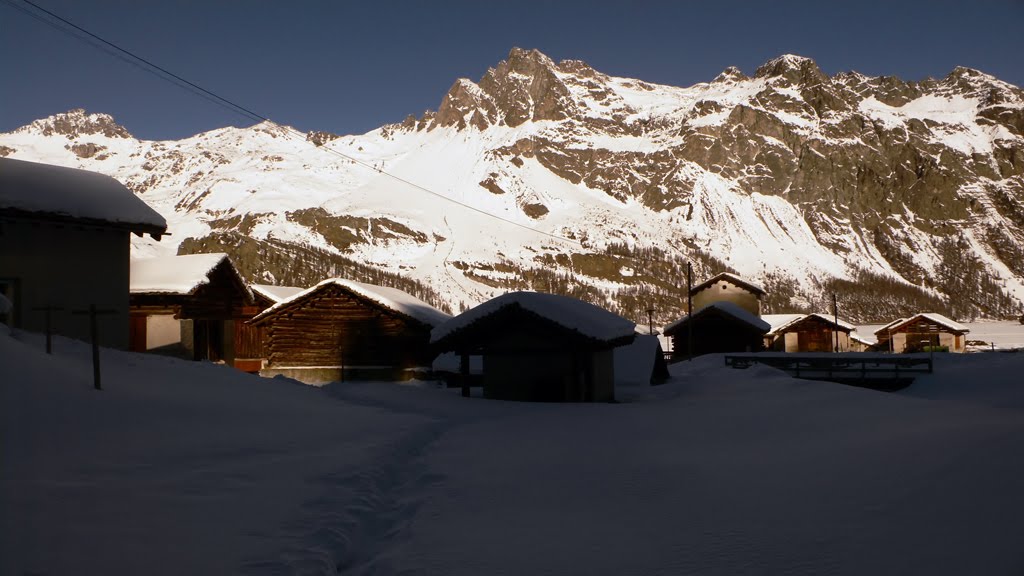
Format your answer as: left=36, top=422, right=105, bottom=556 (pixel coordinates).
left=4, top=0, right=584, bottom=248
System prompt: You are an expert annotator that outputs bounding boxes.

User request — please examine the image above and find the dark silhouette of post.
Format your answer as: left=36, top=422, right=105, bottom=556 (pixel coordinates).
left=31, top=305, right=64, bottom=354
left=646, top=308, right=654, bottom=336
left=687, top=262, right=693, bottom=361
left=832, top=293, right=839, bottom=353
left=460, top=353, right=470, bottom=397
left=72, top=305, right=116, bottom=391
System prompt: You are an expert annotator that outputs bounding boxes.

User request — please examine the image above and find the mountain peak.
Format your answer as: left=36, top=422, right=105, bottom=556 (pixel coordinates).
left=713, top=66, right=749, bottom=83
left=754, top=54, right=828, bottom=85
left=17, top=109, right=132, bottom=140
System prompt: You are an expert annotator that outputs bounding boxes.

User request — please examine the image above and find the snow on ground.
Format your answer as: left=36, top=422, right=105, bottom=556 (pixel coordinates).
left=4, top=327, right=1024, bottom=575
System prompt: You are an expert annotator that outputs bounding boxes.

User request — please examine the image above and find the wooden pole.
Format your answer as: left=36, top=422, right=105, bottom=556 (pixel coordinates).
left=687, top=262, right=693, bottom=361
left=31, top=305, right=64, bottom=354
left=72, top=305, right=117, bottom=391
left=832, top=293, right=839, bottom=353
left=459, top=353, right=470, bottom=397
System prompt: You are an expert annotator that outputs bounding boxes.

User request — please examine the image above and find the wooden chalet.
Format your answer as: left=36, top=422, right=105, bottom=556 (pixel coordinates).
left=249, top=278, right=451, bottom=384
left=874, top=313, right=970, bottom=353
left=664, top=301, right=770, bottom=360
left=0, top=157, right=166, bottom=349
left=763, top=313, right=858, bottom=353
left=691, top=272, right=766, bottom=317
left=129, top=253, right=256, bottom=368
left=431, top=292, right=636, bottom=402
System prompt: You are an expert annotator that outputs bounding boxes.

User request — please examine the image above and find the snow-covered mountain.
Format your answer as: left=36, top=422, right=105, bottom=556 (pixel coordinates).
left=3, top=48, right=1023, bottom=322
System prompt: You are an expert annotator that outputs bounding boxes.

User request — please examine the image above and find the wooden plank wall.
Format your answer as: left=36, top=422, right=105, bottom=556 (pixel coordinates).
left=266, top=285, right=432, bottom=368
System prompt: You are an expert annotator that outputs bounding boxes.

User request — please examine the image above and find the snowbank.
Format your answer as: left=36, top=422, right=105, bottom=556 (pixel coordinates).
left=5, top=325, right=1024, bottom=575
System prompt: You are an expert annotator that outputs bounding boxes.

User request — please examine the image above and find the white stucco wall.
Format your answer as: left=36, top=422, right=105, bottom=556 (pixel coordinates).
left=146, top=314, right=182, bottom=350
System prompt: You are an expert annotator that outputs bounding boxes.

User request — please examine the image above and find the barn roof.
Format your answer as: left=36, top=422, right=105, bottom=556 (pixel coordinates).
left=431, top=291, right=636, bottom=345
left=130, top=253, right=251, bottom=299
left=765, top=313, right=856, bottom=334
left=664, top=301, right=771, bottom=335
left=250, top=284, right=305, bottom=304
left=690, top=272, right=766, bottom=297
left=878, top=313, right=970, bottom=335
left=0, top=157, right=166, bottom=237
left=252, top=278, right=451, bottom=328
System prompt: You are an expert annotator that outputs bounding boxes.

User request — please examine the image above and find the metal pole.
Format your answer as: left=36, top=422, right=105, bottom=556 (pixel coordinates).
left=646, top=308, right=654, bottom=336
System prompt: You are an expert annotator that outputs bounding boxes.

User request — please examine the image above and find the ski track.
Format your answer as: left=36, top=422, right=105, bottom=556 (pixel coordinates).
left=240, top=382, right=482, bottom=576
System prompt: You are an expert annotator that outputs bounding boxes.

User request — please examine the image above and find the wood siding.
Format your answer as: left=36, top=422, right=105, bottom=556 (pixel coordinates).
left=263, top=285, right=433, bottom=369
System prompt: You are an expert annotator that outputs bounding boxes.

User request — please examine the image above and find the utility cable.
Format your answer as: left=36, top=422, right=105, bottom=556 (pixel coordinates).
left=4, top=0, right=583, bottom=247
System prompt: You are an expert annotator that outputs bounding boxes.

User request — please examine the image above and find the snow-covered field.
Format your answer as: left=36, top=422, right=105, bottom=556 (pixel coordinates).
left=4, top=328, right=1024, bottom=575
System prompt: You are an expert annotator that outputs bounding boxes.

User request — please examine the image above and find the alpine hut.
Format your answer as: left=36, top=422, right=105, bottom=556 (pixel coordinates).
left=691, top=272, right=766, bottom=317
left=129, top=253, right=255, bottom=366
left=0, top=157, right=166, bottom=348
left=430, top=292, right=636, bottom=402
left=874, top=313, right=970, bottom=353
left=249, top=278, right=451, bottom=384
left=762, top=313, right=858, bottom=352
left=664, top=301, right=770, bottom=360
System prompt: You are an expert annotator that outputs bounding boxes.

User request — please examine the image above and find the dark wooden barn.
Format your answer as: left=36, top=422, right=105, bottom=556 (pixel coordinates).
left=763, top=313, right=857, bottom=353
left=874, top=313, right=969, bottom=353
left=249, top=278, right=451, bottom=384
left=430, top=292, right=636, bottom=402
left=129, top=253, right=256, bottom=367
left=664, top=301, right=770, bottom=360
left=0, top=157, right=166, bottom=349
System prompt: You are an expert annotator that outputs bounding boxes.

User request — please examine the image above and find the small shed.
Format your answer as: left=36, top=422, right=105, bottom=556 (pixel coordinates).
left=250, top=278, right=451, bottom=384
left=763, top=313, right=857, bottom=352
left=874, top=313, right=970, bottom=353
left=690, top=272, right=766, bottom=317
left=431, top=292, right=636, bottom=402
left=0, top=157, right=166, bottom=349
left=129, top=253, right=255, bottom=366
left=664, top=301, right=770, bottom=360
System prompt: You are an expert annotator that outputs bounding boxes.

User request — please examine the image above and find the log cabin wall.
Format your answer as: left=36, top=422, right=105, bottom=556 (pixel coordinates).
left=263, top=284, right=433, bottom=369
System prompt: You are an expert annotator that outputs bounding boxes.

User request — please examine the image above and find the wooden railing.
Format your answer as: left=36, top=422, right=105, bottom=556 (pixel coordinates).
left=723, top=354, right=933, bottom=389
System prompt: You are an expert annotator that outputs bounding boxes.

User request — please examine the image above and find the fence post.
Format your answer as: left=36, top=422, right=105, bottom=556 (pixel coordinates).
left=72, top=305, right=117, bottom=391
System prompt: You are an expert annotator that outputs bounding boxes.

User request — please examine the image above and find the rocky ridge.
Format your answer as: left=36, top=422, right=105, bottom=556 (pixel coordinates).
left=2, top=49, right=1023, bottom=323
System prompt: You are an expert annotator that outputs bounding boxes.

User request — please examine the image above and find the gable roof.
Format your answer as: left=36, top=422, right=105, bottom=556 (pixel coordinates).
left=691, top=272, right=766, bottom=297
left=252, top=278, right=451, bottom=328
left=431, top=291, right=636, bottom=345
left=130, top=253, right=251, bottom=299
left=766, top=313, right=856, bottom=335
left=879, top=312, right=970, bottom=335
left=664, top=301, right=771, bottom=335
left=250, top=284, right=305, bottom=304
left=0, top=157, right=166, bottom=237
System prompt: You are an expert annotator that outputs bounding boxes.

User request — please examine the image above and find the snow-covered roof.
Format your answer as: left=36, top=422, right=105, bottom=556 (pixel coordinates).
left=875, top=318, right=908, bottom=335
left=0, top=157, right=166, bottom=236
left=253, top=278, right=451, bottom=328
left=850, top=332, right=875, bottom=346
left=664, top=301, right=771, bottom=334
left=691, top=272, right=766, bottom=296
left=430, top=291, right=636, bottom=345
left=884, top=313, right=970, bottom=334
left=765, top=313, right=856, bottom=334
left=131, top=253, right=250, bottom=298
left=250, top=284, right=305, bottom=304
left=761, top=314, right=805, bottom=333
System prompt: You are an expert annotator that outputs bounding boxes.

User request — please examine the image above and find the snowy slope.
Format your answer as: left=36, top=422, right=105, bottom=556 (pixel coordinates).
left=5, top=325, right=1024, bottom=574
left=2, top=49, right=1023, bottom=322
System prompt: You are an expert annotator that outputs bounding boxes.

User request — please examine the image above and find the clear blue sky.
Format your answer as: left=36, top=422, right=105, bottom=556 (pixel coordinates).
left=2, top=0, right=1022, bottom=141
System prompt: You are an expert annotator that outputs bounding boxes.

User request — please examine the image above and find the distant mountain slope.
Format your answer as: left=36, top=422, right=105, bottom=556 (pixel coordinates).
left=3, top=48, right=1023, bottom=323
